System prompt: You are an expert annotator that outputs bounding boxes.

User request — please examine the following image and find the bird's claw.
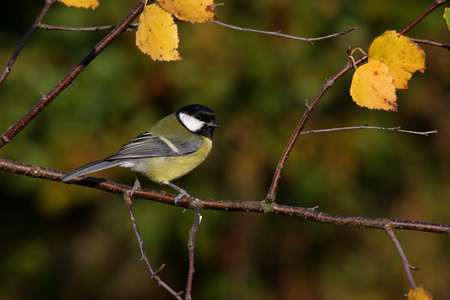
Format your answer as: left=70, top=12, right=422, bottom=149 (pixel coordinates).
left=174, top=191, right=190, bottom=207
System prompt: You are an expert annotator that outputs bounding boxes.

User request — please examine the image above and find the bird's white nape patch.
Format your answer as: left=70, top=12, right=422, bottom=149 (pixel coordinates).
left=179, top=112, right=205, bottom=132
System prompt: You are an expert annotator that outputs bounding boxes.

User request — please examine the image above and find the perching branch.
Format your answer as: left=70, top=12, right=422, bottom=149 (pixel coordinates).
left=1, top=157, right=449, bottom=235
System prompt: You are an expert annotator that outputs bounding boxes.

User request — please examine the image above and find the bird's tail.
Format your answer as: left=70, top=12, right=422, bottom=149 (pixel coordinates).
left=61, top=159, right=122, bottom=182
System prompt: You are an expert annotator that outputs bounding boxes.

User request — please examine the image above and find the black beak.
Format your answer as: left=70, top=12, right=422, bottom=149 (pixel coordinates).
left=207, top=120, right=221, bottom=128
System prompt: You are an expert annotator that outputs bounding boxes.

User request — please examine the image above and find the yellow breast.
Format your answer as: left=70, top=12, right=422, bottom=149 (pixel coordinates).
left=142, top=137, right=213, bottom=184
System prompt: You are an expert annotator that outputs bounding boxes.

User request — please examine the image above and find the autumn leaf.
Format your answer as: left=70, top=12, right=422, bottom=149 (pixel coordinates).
left=136, top=4, right=181, bottom=62
left=444, top=8, right=450, bottom=30
left=349, top=30, right=426, bottom=111
left=158, top=0, right=217, bottom=23
left=408, top=285, right=433, bottom=300
left=350, top=60, right=397, bottom=111
left=368, top=30, right=425, bottom=89
left=58, top=0, right=99, bottom=9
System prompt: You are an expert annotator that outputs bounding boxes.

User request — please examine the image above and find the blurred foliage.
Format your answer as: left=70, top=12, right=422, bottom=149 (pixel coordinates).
left=0, top=0, right=449, bottom=299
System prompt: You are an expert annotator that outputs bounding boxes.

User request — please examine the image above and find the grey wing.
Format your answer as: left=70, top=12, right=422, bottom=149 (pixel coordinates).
left=105, top=131, right=203, bottom=161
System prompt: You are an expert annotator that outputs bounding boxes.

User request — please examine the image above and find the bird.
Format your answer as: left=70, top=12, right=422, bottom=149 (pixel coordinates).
left=61, top=104, right=220, bottom=204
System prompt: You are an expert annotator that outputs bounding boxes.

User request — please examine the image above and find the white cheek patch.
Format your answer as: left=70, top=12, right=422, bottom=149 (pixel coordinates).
left=179, top=112, right=205, bottom=132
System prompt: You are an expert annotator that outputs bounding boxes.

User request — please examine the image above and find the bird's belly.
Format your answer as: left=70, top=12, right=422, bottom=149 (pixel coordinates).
left=132, top=138, right=212, bottom=184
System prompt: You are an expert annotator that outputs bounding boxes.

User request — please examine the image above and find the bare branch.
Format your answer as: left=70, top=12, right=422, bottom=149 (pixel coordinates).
left=410, top=38, right=450, bottom=50
left=39, top=20, right=358, bottom=46
left=38, top=23, right=140, bottom=32
left=300, top=126, right=438, bottom=137
left=185, top=203, right=202, bottom=299
left=0, top=1, right=145, bottom=148
left=265, top=70, right=357, bottom=203
left=1, top=158, right=449, bottom=235
left=123, top=193, right=183, bottom=299
left=399, top=0, right=449, bottom=35
left=385, top=224, right=417, bottom=290
left=0, top=0, right=57, bottom=87
left=308, top=27, right=359, bottom=42
left=213, top=21, right=357, bottom=44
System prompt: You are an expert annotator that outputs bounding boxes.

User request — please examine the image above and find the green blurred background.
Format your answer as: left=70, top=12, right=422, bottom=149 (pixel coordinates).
left=1, top=0, right=449, bottom=299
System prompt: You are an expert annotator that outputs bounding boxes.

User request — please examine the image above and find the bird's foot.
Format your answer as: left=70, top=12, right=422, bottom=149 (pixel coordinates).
left=130, top=173, right=142, bottom=199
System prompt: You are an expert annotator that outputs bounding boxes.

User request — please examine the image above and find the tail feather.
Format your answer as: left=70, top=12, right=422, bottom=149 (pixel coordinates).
left=61, top=159, right=122, bottom=182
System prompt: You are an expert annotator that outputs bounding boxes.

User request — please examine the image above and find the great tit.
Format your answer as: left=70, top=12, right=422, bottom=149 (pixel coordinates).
left=61, top=104, right=220, bottom=203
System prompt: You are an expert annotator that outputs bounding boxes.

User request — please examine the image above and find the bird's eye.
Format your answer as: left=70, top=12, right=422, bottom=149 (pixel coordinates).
left=195, top=113, right=205, bottom=121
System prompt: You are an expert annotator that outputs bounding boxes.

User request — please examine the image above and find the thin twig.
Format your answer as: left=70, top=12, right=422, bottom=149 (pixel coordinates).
left=1, top=158, right=450, bottom=235
left=265, top=72, right=353, bottom=203
left=123, top=193, right=183, bottom=299
left=385, top=224, right=417, bottom=290
left=410, top=38, right=450, bottom=50
left=214, top=21, right=357, bottom=44
left=38, top=20, right=357, bottom=46
left=300, top=126, right=438, bottom=137
left=185, top=204, right=202, bottom=299
left=0, top=0, right=57, bottom=87
left=38, top=23, right=140, bottom=32
left=399, top=0, right=449, bottom=35
left=0, top=2, right=145, bottom=148
left=308, top=27, right=358, bottom=42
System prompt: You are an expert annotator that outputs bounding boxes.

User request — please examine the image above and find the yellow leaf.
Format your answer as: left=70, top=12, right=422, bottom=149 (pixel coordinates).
left=408, top=285, right=433, bottom=300
left=444, top=8, right=450, bottom=31
left=368, top=30, right=425, bottom=89
left=136, top=4, right=181, bottom=62
left=350, top=60, right=397, bottom=111
left=58, top=0, right=99, bottom=9
left=158, top=0, right=217, bottom=23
